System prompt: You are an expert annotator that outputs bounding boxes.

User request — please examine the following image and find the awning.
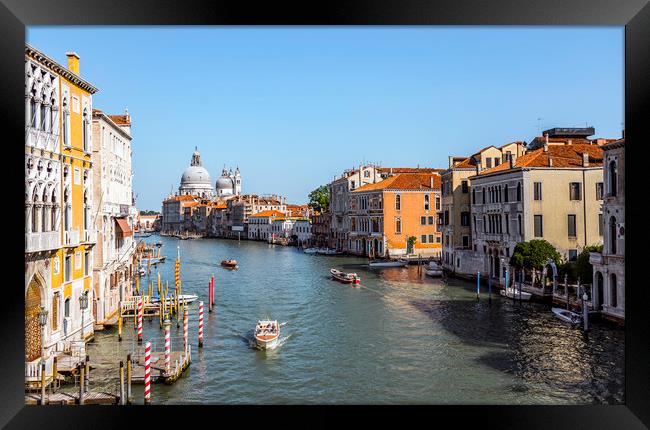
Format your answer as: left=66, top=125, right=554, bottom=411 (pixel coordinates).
left=115, top=218, right=133, bottom=237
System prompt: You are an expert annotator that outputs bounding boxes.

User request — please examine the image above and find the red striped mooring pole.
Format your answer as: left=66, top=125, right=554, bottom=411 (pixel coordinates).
left=144, top=341, right=151, bottom=405
left=198, top=301, right=204, bottom=348
left=164, top=319, right=171, bottom=374
left=137, top=297, right=143, bottom=343
left=183, top=307, right=189, bottom=353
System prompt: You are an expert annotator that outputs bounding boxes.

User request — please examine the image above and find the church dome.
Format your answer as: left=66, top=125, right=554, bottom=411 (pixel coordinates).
left=216, top=173, right=234, bottom=195
left=180, top=165, right=212, bottom=186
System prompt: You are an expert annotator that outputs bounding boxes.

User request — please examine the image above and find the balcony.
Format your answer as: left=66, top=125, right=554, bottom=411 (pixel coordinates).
left=589, top=252, right=603, bottom=265
left=83, top=228, right=97, bottom=244
left=25, top=231, right=61, bottom=253
left=64, top=228, right=80, bottom=247
left=25, top=354, right=54, bottom=387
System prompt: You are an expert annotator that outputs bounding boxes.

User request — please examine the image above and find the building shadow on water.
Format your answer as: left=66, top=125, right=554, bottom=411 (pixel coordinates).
left=408, top=293, right=625, bottom=404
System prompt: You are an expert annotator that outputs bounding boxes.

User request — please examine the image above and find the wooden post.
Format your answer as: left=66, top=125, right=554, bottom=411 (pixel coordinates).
left=119, top=360, right=125, bottom=406
left=78, top=364, right=85, bottom=405
left=118, top=314, right=123, bottom=342
left=52, top=356, right=58, bottom=389
left=40, top=362, right=46, bottom=405
left=84, top=355, right=90, bottom=393
left=126, top=354, right=132, bottom=405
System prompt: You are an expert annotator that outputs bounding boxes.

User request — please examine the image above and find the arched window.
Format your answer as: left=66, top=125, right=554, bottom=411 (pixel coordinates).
left=41, top=91, right=48, bottom=132
left=31, top=188, right=39, bottom=233
left=609, top=160, right=617, bottom=197
left=482, top=188, right=486, bottom=204
left=610, top=273, right=617, bottom=307
left=62, top=98, right=69, bottom=146
left=483, top=215, right=486, bottom=233
left=516, top=183, right=521, bottom=202
left=609, top=216, right=617, bottom=254
left=51, top=192, right=57, bottom=230
left=30, top=86, right=37, bottom=128
left=518, top=214, right=522, bottom=234
left=472, top=188, right=476, bottom=204
left=504, top=184, right=509, bottom=202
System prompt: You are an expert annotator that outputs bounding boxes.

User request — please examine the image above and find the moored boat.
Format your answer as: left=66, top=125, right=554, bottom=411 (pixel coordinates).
left=500, top=287, right=532, bottom=300
left=368, top=259, right=408, bottom=268
left=151, top=294, right=199, bottom=306
left=330, top=268, right=361, bottom=285
left=317, top=248, right=342, bottom=255
left=552, top=307, right=583, bottom=325
left=303, top=247, right=319, bottom=254
left=424, top=261, right=444, bottom=277
left=254, top=320, right=280, bottom=350
left=221, top=259, right=238, bottom=269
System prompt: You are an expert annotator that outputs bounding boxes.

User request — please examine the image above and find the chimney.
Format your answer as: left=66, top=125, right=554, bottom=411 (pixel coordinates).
left=568, top=139, right=573, bottom=145
left=476, top=162, right=482, bottom=175
left=449, top=156, right=454, bottom=168
left=66, top=52, right=80, bottom=75
left=543, top=133, right=549, bottom=152
left=548, top=157, right=553, bottom=167
left=125, top=107, right=130, bottom=123
left=582, top=153, right=589, bottom=167
left=622, top=128, right=625, bottom=139
left=509, top=156, right=514, bottom=169
left=430, top=176, right=433, bottom=188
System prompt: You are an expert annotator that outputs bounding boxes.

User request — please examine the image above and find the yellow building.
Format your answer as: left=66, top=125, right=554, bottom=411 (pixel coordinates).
left=25, top=44, right=98, bottom=386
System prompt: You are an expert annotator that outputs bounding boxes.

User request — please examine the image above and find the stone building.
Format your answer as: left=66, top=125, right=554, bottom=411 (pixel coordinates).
left=440, top=142, right=526, bottom=275
left=178, top=148, right=214, bottom=198
left=469, top=142, right=605, bottom=288
left=590, top=137, right=625, bottom=323
left=349, top=173, right=442, bottom=258
left=310, top=212, right=332, bottom=248
left=91, top=108, right=137, bottom=328
left=25, top=45, right=98, bottom=385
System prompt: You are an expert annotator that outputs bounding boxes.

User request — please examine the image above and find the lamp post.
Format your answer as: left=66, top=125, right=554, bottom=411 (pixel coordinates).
left=79, top=290, right=89, bottom=342
left=38, top=306, right=48, bottom=405
left=38, top=306, right=48, bottom=362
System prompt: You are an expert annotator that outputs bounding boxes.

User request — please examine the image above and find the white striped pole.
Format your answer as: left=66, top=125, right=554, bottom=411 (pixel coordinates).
left=137, top=297, right=143, bottom=343
left=164, top=319, right=171, bottom=375
left=183, top=307, right=189, bottom=354
left=198, top=301, right=204, bottom=348
left=143, top=341, right=151, bottom=404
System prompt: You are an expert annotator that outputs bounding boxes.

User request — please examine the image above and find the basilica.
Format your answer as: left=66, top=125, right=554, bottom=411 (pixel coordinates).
left=177, top=147, right=241, bottom=199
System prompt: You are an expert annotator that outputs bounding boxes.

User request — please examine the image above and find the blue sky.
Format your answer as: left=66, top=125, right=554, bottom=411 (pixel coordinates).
left=27, top=27, right=624, bottom=211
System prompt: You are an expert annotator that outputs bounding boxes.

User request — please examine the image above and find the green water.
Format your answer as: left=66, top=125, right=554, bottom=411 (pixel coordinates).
left=83, top=234, right=624, bottom=405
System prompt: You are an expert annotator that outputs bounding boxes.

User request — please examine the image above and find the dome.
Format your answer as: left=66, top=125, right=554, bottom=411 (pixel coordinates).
left=216, top=174, right=234, bottom=194
left=180, top=165, right=212, bottom=186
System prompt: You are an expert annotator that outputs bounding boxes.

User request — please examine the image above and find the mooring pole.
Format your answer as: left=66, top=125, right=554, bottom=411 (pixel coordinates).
left=582, top=290, right=589, bottom=332
left=84, top=355, right=90, bottom=393
left=126, top=354, right=132, bottom=404
left=119, top=360, right=125, bottom=405
left=476, top=271, right=480, bottom=301
left=40, top=362, right=46, bottom=405
left=78, top=364, right=85, bottom=405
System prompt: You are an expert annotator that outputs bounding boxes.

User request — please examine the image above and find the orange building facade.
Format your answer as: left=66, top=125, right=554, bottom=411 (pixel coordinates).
left=350, top=173, right=442, bottom=258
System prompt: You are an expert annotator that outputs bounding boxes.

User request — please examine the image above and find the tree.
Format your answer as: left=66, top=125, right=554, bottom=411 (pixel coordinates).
left=407, top=236, right=417, bottom=254
left=568, top=244, right=603, bottom=283
left=510, top=239, right=561, bottom=270
left=308, top=185, right=330, bottom=212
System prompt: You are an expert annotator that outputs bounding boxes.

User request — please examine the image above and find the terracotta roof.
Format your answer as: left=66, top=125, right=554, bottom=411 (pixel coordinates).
left=109, top=115, right=131, bottom=125
left=250, top=210, right=285, bottom=218
left=183, top=201, right=201, bottom=208
left=477, top=144, right=604, bottom=176
left=353, top=173, right=441, bottom=192
left=163, top=195, right=197, bottom=203
left=452, top=157, right=476, bottom=169
left=376, top=167, right=442, bottom=174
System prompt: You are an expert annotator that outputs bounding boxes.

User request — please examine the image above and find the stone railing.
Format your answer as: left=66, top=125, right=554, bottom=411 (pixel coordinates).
left=25, top=231, right=61, bottom=253
left=64, top=228, right=80, bottom=247
left=83, top=228, right=97, bottom=244
left=25, top=354, right=54, bottom=384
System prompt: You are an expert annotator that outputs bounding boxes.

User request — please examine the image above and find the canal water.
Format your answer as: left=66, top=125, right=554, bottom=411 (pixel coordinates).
left=85, top=234, right=624, bottom=405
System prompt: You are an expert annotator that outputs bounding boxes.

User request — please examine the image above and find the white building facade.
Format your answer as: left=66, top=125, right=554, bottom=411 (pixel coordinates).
left=590, top=138, right=625, bottom=323
left=91, top=109, right=137, bottom=327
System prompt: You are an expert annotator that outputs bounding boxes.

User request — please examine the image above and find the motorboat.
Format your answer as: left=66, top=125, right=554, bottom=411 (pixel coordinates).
left=424, top=261, right=444, bottom=277
left=500, top=287, right=532, bottom=300
left=151, top=294, right=199, bottom=306
left=221, top=259, right=238, bottom=269
left=552, top=307, right=583, bottom=325
left=318, top=248, right=342, bottom=255
left=254, top=320, right=280, bottom=350
left=368, top=259, right=408, bottom=268
left=330, top=268, right=361, bottom=285
left=303, top=247, right=320, bottom=254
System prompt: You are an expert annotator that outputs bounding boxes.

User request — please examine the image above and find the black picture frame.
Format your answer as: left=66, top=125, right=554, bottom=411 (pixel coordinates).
left=3, top=0, right=648, bottom=428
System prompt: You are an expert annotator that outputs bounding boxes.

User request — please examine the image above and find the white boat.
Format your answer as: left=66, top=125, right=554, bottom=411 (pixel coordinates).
left=254, top=320, right=280, bottom=350
left=318, top=248, right=342, bottom=255
left=151, top=294, right=199, bottom=305
left=424, top=261, right=443, bottom=277
left=500, top=287, right=532, bottom=301
left=552, top=307, right=583, bottom=325
left=369, top=259, right=408, bottom=268
left=303, top=247, right=320, bottom=254
left=330, top=268, right=361, bottom=285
